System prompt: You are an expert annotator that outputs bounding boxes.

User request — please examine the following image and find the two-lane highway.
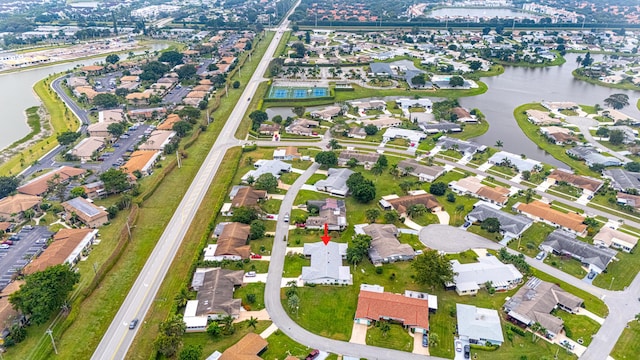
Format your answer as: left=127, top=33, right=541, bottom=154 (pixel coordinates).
left=91, top=3, right=299, bottom=359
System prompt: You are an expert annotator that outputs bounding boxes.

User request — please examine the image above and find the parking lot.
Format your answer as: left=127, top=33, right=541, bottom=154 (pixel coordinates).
left=162, top=85, right=191, bottom=105
left=94, top=72, right=122, bottom=93
left=0, top=226, right=52, bottom=290
left=98, top=124, right=151, bottom=172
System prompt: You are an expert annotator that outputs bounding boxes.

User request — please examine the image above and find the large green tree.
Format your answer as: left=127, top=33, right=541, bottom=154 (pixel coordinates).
left=347, top=172, right=376, bottom=203
left=93, top=93, right=119, bottom=108
left=9, top=265, right=80, bottom=325
left=105, top=54, right=120, bottom=64
left=154, top=315, right=186, bottom=358
left=255, top=173, right=278, bottom=192
left=604, top=93, right=630, bottom=110
left=231, top=206, right=259, bottom=224
left=412, top=250, right=455, bottom=289
left=176, top=64, right=197, bottom=80
left=315, top=151, right=338, bottom=167
left=158, top=50, right=184, bottom=66
left=0, top=176, right=20, bottom=198
left=99, top=168, right=131, bottom=194
left=56, top=131, right=81, bottom=145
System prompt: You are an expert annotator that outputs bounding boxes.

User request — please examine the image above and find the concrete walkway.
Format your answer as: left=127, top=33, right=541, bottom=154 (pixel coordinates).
left=403, top=218, right=423, bottom=231
left=260, top=323, right=279, bottom=339
left=577, top=308, right=605, bottom=325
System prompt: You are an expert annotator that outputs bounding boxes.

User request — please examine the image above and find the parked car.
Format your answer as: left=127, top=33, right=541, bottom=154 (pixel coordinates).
left=0, top=244, right=10, bottom=250
left=8, top=235, right=20, bottom=241
left=560, top=339, right=575, bottom=350
left=283, top=213, right=290, bottom=223
left=455, top=340, right=462, bottom=352
left=535, top=251, right=546, bottom=260
left=245, top=271, right=257, bottom=277
left=462, top=221, right=471, bottom=229
left=422, top=333, right=429, bottom=347
left=305, top=349, right=319, bottom=360
left=250, top=254, right=262, bottom=259
left=464, top=345, right=470, bottom=359
left=1, top=240, right=13, bottom=245
left=587, top=271, right=596, bottom=279
left=23, top=225, right=33, bottom=230
left=129, top=318, right=139, bottom=329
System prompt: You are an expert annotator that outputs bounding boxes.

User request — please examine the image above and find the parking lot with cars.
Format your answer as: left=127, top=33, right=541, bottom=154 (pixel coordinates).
left=162, top=85, right=191, bottom=105
left=0, top=226, right=52, bottom=290
left=98, top=124, right=151, bottom=172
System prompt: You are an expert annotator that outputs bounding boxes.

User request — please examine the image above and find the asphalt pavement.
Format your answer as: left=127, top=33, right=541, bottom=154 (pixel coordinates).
left=162, top=85, right=191, bottom=105
left=0, top=226, right=51, bottom=289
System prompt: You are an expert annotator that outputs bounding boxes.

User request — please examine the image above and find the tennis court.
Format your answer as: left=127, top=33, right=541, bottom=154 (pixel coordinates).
left=267, top=86, right=329, bottom=99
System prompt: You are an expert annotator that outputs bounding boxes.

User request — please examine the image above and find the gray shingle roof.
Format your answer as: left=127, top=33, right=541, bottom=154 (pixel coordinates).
left=604, top=169, right=640, bottom=191
left=541, top=229, right=616, bottom=272
left=466, top=203, right=533, bottom=237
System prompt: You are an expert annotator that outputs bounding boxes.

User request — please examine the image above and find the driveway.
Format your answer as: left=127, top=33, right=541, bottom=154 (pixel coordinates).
left=412, top=332, right=429, bottom=355
left=349, top=323, right=367, bottom=344
left=419, top=224, right=499, bottom=253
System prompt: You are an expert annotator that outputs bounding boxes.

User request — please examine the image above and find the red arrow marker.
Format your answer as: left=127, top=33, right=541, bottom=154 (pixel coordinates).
left=321, top=223, right=331, bottom=245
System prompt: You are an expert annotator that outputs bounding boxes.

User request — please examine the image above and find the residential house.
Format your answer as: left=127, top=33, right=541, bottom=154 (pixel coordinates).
left=457, top=304, right=504, bottom=345
left=61, top=197, right=109, bottom=228
left=241, top=160, right=291, bottom=183
left=18, top=166, right=86, bottom=196
left=452, top=107, right=477, bottom=123
left=354, top=286, right=429, bottom=333
left=362, top=224, right=414, bottom=265
left=396, top=98, right=433, bottom=111
left=603, top=169, right=640, bottom=192
left=540, top=229, right=616, bottom=273
left=285, top=118, right=319, bottom=136
left=526, top=109, right=563, bottom=125
left=349, top=100, right=386, bottom=111
left=436, top=136, right=484, bottom=157
left=73, top=86, right=98, bottom=101
left=125, top=91, right=151, bottom=105
left=382, top=193, right=442, bottom=214
left=183, top=268, right=243, bottom=331
left=347, top=126, right=367, bottom=139
left=466, top=202, right=533, bottom=239
left=0, top=194, right=41, bottom=221
left=514, top=201, right=587, bottom=237
left=488, top=151, right=542, bottom=172
left=88, top=122, right=117, bottom=138
left=302, top=242, right=352, bottom=285
left=369, top=62, right=394, bottom=77
left=127, top=107, right=167, bottom=121
left=593, top=227, right=638, bottom=253
left=0, top=281, right=26, bottom=345
left=213, top=222, right=251, bottom=261
left=218, top=333, right=268, bottom=359
left=397, top=159, right=445, bottom=182
left=546, top=169, right=603, bottom=195
left=82, top=181, right=105, bottom=200
left=156, top=114, right=182, bottom=131
left=258, top=123, right=280, bottom=136
left=68, top=137, right=105, bottom=162
left=314, top=168, right=354, bottom=197
left=23, top=228, right=98, bottom=274
left=138, top=130, right=176, bottom=152
left=540, top=126, right=578, bottom=145
left=273, top=147, right=300, bottom=161
left=449, top=256, right=523, bottom=296
left=306, top=199, right=348, bottom=231
left=541, top=101, right=578, bottom=111
left=504, top=277, right=584, bottom=338
left=121, top=150, right=161, bottom=177
left=601, top=109, right=639, bottom=124
left=450, top=177, right=510, bottom=206
left=420, top=122, right=462, bottom=134
left=338, top=150, right=380, bottom=170
left=230, top=187, right=267, bottom=209
left=99, top=109, right=125, bottom=123
left=608, top=125, right=637, bottom=144
left=567, top=147, right=622, bottom=167
left=382, top=128, right=426, bottom=144
left=361, top=116, right=402, bottom=130
left=617, top=192, right=640, bottom=209
left=310, top=106, right=342, bottom=120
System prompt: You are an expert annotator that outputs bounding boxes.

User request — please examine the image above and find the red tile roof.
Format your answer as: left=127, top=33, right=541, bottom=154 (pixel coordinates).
left=355, top=290, right=429, bottom=329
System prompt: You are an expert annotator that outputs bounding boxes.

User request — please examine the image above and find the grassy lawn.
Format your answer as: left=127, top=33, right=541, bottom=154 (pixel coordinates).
left=544, top=253, right=588, bottom=280
left=283, top=253, right=310, bottom=277
left=446, top=249, right=479, bottom=264
left=471, top=330, right=576, bottom=360
left=260, top=199, right=282, bottom=214
left=409, top=211, right=440, bottom=226
left=489, top=165, right=516, bottom=177
left=399, top=233, right=425, bottom=250
left=437, top=193, right=479, bottom=226
left=439, top=149, right=463, bottom=160
left=509, top=222, right=555, bottom=257
left=550, top=201, right=584, bottom=215
left=550, top=184, right=582, bottom=199
left=449, top=121, right=489, bottom=140
left=514, top=103, right=597, bottom=177
left=262, top=330, right=315, bottom=360
left=554, top=310, right=600, bottom=346
left=468, top=224, right=503, bottom=242
left=305, top=173, right=326, bottom=185
left=611, top=320, right=640, bottom=360
left=592, top=249, right=640, bottom=290
left=580, top=104, right=598, bottom=115
left=333, top=82, right=488, bottom=103
left=469, top=147, right=497, bottom=166
left=366, top=323, right=413, bottom=352
left=182, top=320, right=271, bottom=358
left=234, top=282, right=266, bottom=311
left=280, top=171, right=301, bottom=185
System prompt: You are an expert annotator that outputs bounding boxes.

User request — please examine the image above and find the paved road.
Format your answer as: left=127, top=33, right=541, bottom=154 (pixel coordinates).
left=563, top=115, right=632, bottom=163
left=91, top=5, right=297, bottom=360
left=0, top=226, right=51, bottom=289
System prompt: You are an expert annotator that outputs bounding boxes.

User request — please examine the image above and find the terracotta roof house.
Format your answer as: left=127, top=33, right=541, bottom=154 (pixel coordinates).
left=23, top=229, right=97, bottom=274
left=121, top=150, right=161, bottom=176
left=0, top=194, right=41, bottom=221
left=230, top=187, right=267, bottom=208
left=80, top=65, right=104, bottom=74
left=219, top=333, right=268, bottom=360
left=362, top=224, right=414, bottom=265
left=213, top=222, right=251, bottom=260
left=384, top=193, right=441, bottom=214
left=156, top=114, right=182, bottom=131
left=525, top=109, right=562, bottom=125
left=540, top=229, right=616, bottom=274
left=449, top=256, right=523, bottom=296
left=397, top=159, right=446, bottom=182
left=138, top=130, right=176, bottom=152
left=450, top=177, right=510, bottom=206
left=127, top=107, right=166, bottom=120
left=87, top=121, right=113, bottom=138
left=457, top=304, right=504, bottom=345
left=466, top=202, right=533, bottom=239
left=302, top=241, right=352, bottom=285
left=452, top=107, right=477, bottom=123
left=547, top=169, right=603, bottom=195
left=18, top=166, right=86, bottom=196
left=306, top=198, right=347, bottom=231
left=0, top=222, right=13, bottom=232
left=68, top=137, right=105, bottom=162
left=125, top=91, right=151, bottom=105
left=82, top=181, right=105, bottom=200
left=99, top=109, right=125, bottom=123
left=514, top=201, right=587, bottom=237
left=61, top=197, right=109, bottom=228
left=593, top=227, right=639, bottom=253
left=504, top=277, right=583, bottom=338
left=0, top=280, right=26, bottom=343
left=354, top=287, right=430, bottom=332
left=338, top=150, right=380, bottom=170
left=183, top=268, right=243, bottom=331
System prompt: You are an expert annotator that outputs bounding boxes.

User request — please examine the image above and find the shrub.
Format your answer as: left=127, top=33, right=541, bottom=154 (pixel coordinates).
left=375, top=267, right=383, bottom=274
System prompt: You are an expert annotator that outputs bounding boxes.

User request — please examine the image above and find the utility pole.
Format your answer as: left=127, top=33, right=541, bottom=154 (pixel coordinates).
left=46, top=329, right=58, bottom=354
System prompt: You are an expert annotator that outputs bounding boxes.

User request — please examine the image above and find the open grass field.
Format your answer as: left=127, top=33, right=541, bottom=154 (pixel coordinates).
left=554, top=310, right=600, bottom=346
left=611, top=320, right=640, bottom=360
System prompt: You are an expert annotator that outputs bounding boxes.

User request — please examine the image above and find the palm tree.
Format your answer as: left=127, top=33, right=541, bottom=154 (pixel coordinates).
left=407, top=204, right=427, bottom=218
left=389, top=164, right=399, bottom=177
left=247, top=316, right=258, bottom=330
left=287, top=294, right=300, bottom=314
left=365, top=208, right=380, bottom=223
left=174, top=287, right=189, bottom=308
left=246, top=175, right=255, bottom=186
left=495, top=140, right=504, bottom=149
left=371, top=162, right=384, bottom=176
left=329, top=139, right=341, bottom=149
left=379, top=321, right=391, bottom=337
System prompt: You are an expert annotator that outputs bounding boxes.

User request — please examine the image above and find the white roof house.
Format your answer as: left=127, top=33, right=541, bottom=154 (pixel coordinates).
left=314, top=168, right=354, bottom=197
left=593, top=227, right=639, bottom=253
left=241, top=159, right=291, bottom=183
left=457, top=304, right=504, bottom=345
left=396, top=98, right=433, bottom=110
left=450, top=256, right=523, bottom=296
left=488, top=151, right=542, bottom=172
left=302, top=242, right=352, bottom=285
left=382, top=128, right=426, bottom=144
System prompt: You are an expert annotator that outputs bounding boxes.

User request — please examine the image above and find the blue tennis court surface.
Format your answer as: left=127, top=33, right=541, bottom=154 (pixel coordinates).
left=268, top=86, right=329, bottom=99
